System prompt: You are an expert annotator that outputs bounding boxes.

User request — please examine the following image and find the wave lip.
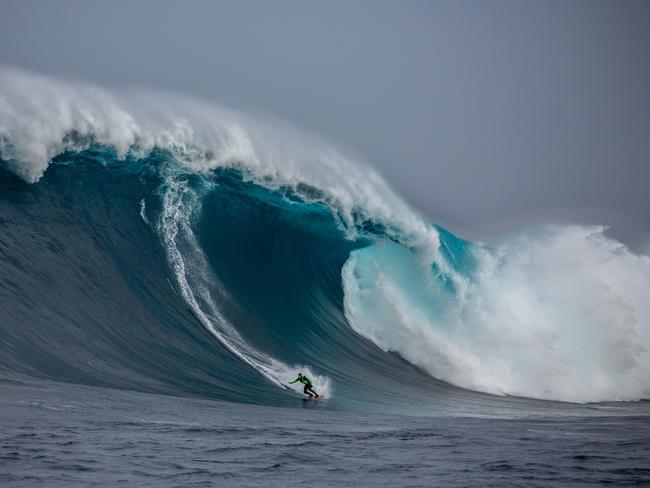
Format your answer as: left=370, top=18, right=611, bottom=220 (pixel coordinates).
left=0, top=66, right=434, bottom=248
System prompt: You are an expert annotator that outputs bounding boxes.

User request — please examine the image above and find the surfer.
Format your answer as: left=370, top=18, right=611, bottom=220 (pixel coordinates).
left=289, top=373, right=320, bottom=399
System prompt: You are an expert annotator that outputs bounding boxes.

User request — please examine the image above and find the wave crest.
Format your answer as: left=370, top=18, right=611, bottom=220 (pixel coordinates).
left=0, top=66, right=434, bottom=248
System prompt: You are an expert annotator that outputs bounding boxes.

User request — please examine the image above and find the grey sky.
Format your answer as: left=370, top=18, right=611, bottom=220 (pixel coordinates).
left=1, top=0, right=649, bottom=247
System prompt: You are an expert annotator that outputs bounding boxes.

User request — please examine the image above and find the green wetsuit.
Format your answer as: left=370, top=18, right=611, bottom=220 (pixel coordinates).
left=290, top=375, right=318, bottom=398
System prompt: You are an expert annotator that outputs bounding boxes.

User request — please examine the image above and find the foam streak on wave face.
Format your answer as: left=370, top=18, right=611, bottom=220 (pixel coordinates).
left=158, top=172, right=332, bottom=397
left=343, top=226, right=650, bottom=403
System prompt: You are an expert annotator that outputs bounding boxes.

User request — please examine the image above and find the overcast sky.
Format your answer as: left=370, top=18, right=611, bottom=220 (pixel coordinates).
left=1, top=0, right=648, bottom=247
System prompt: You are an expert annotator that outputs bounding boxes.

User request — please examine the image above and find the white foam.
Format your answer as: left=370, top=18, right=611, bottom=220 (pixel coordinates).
left=343, top=225, right=650, bottom=403
left=139, top=198, right=149, bottom=225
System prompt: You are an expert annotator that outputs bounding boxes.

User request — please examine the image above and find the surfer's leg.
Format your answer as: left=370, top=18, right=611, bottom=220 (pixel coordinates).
left=303, top=384, right=313, bottom=398
left=307, top=386, right=319, bottom=398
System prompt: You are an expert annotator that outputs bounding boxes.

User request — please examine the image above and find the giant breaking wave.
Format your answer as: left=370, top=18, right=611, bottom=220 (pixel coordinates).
left=1, top=67, right=649, bottom=407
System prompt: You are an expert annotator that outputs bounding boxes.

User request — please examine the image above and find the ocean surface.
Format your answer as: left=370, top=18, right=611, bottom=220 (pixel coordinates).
left=1, top=67, right=650, bottom=486
left=3, top=373, right=650, bottom=487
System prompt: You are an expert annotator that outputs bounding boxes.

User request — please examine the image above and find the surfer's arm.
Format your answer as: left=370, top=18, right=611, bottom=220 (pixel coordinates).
left=288, top=378, right=298, bottom=384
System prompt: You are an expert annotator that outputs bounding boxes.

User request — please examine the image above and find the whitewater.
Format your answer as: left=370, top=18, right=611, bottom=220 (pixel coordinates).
left=1, top=65, right=650, bottom=409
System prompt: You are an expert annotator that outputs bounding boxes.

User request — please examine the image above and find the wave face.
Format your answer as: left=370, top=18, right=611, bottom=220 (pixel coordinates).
left=1, top=68, right=650, bottom=408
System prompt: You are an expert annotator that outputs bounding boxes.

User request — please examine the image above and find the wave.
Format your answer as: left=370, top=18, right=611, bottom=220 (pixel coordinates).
left=1, top=67, right=649, bottom=406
